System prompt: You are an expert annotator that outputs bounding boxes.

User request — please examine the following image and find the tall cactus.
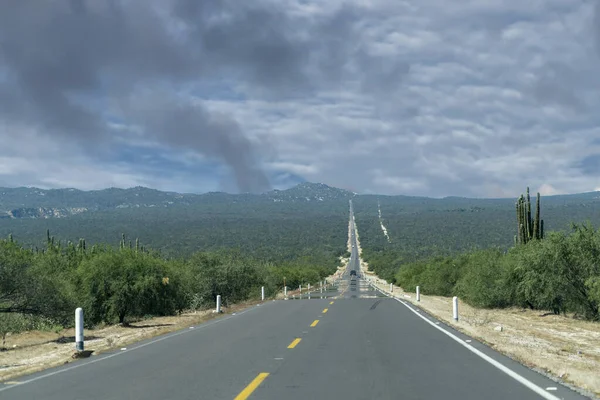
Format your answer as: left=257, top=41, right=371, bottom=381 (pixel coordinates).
left=8, top=233, right=13, bottom=243
left=135, top=238, right=140, bottom=253
left=77, top=238, right=86, bottom=254
left=533, top=193, right=540, bottom=240
left=515, top=187, right=544, bottom=245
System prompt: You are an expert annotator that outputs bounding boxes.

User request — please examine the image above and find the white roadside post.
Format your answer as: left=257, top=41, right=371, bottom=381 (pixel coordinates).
left=216, top=295, right=222, bottom=313
left=75, top=307, right=84, bottom=351
left=416, top=286, right=420, bottom=302
left=284, top=286, right=287, bottom=297
left=308, top=283, right=311, bottom=292
left=299, top=285, right=302, bottom=295
left=261, top=286, right=265, bottom=301
left=390, top=283, right=393, bottom=293
left=453, top=296, right=458, bottom=321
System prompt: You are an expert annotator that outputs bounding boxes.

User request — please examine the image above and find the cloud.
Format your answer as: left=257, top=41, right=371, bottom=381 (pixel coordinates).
left=538, top=184, right=562, bottom=196
left=0, top=0, right=599, bottom=197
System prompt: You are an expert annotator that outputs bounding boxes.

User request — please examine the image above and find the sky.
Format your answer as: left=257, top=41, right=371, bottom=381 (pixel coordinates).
left=1, top=0, right=600, bottom=197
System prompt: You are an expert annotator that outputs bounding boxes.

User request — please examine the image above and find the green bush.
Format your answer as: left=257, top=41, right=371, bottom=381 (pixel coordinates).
left=0, top=313, right=29, bottom=349
left=78, top=250, right=185, bottom=325
left=455, top=249, right=513, bottom=308
left=0, top=233, right=340, bottom=328
left=0, top=241, right=35, bottom=313
left=389, top=224, right=600, bottom=320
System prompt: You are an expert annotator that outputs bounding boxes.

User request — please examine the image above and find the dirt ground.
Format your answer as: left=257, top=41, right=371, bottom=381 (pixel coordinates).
left=0, top=299, right=263, bottom=383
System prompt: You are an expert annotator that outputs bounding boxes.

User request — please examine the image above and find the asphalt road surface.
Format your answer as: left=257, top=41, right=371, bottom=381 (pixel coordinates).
left=0, top=202, right=593, bottom=399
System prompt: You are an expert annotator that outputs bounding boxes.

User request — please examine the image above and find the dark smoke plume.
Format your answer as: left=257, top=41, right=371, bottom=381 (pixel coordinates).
left=0, top=0, right=409, bottom=192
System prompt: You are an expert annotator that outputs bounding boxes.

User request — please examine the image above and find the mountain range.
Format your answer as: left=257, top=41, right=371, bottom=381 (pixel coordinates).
left=2, top=182, right=599, bottom=220
left=1, top=182, right=600, bottom=259
left=0, top=182, right=355, bottom=220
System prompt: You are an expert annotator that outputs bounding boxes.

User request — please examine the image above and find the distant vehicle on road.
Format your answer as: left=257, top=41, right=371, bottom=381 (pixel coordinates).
left=350, top=270, right=356, bottom=276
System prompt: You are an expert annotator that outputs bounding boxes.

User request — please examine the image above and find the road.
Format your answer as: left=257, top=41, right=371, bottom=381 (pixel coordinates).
left=0, top=201, right=592, bottom=399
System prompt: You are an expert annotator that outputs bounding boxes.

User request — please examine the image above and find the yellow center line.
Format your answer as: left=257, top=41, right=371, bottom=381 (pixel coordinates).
left=322, top=308, right=328, bottom=313
left=234, top=372, right=270, bottom=400
left=287, top=338, right=302, bottom=349
left=310, top=319, right=319, bottom=327
left=329, top=301, right=334, bottom=305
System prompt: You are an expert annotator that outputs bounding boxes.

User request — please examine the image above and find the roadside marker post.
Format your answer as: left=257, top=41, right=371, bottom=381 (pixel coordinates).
left=390, top=283, right=393, bottom=293
left=261, top=286, right=265, bottom=301
left=75, top=307, right=84, bottom=351
left=216, top=295, right=222, bottom=313
left=453, top=296, right=458, bottom=321
left=284, top=286, right=287, bottom=297
left=416, top=286, right=420, bottom=302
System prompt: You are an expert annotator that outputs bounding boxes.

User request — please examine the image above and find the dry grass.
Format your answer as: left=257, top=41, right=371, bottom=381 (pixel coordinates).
left=367, top=275, right=600, bottom=398
left=0, top=299, right=262, bottom=383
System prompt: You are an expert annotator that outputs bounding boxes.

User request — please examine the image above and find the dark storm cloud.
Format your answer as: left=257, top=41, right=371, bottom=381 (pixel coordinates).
left=170, top=1, right=371, bottom=97
left=171, top=0, right=312, bottom=96
left=356, top=50, right=411, bottom=97
left=0, top=0, right=401, bottom=192
left=0, top=1, right=193, bottom=138
left=576, top=154, right=600, bottom=175
left=528, top=2, right=600, bottom=114
left=595, top=0, right=600, bottom=54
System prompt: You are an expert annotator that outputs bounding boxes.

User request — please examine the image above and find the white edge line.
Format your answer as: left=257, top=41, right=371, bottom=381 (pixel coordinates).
left=0, top=305, right=262, bottom=393
left=369, top=283, right=562, bottom=400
